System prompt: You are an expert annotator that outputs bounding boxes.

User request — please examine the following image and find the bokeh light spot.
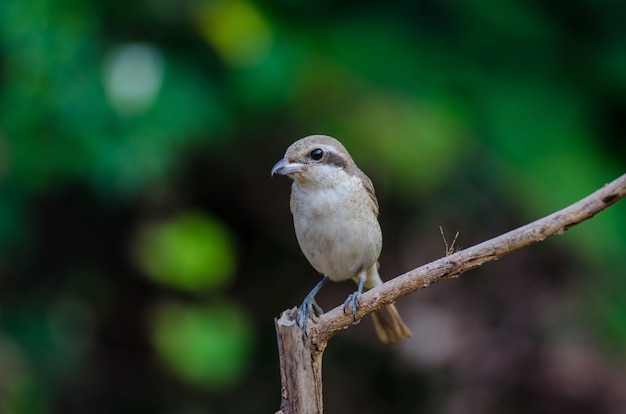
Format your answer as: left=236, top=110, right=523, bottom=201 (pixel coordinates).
left=134, top=211, right=236, bottom=293
left=151, top=301, right=253, bottom=389
left=102, top=43, right=164, bottom=116
left=196, top=0, right=272, bottom=67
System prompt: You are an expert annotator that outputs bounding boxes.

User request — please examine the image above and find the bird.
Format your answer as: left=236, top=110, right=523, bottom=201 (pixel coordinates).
left=271, top=135, right=412, bottom=344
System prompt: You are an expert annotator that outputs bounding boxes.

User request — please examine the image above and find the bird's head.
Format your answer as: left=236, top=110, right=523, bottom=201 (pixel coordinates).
left=271, top=135, right=354, bottom=186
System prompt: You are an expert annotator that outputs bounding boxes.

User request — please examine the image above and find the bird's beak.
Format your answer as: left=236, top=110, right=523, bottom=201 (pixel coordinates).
left=271, top=158, right=304, bottom=177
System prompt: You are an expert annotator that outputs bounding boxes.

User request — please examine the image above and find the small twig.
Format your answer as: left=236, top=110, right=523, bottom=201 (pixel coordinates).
left=440, top=226, right=460, bottom=256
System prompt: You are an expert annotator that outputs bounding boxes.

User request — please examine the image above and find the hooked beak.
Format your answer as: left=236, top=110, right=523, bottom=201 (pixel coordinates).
left=271, top=158, right=304, bottom=177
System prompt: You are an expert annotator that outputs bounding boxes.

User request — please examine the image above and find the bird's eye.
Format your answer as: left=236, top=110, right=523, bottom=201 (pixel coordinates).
left=310, top=148, right=324, bottom=161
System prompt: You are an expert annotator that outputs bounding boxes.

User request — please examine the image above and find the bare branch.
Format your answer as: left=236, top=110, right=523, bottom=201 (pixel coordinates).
left=276, top=173, right=626, bottom=413
left=310, top=173, right=626, bottom=344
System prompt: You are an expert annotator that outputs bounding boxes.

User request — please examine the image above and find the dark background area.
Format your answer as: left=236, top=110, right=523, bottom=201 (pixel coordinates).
left=1, top=0, right=626, bottom=413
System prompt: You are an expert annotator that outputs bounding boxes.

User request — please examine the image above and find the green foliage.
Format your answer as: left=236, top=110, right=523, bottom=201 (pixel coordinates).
left=0, top=0, right=225, bottom=197
left=1, top=0, right=625, bottom=411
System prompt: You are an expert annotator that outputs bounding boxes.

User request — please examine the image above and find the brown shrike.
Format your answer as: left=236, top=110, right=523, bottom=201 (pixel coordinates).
left=271, top=135, right=412, bottom=344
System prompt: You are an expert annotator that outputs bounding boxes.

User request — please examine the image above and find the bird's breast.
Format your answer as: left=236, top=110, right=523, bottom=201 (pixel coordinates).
left=290, top=178, right=382, bottom=282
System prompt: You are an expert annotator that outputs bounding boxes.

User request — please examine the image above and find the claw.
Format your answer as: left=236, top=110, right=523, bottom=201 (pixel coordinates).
left=296, top=299, right=323, bottom=330
left=296, top=276, right=329, bottom=331
left=343, top=292, right=360, bottom=319
left=343, top=273, right=366, bottom=320
left=312, top=301, right=324, bottom=317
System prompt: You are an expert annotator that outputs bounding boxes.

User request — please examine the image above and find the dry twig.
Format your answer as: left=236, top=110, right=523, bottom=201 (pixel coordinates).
left=440, top=226, right=460, bottom=256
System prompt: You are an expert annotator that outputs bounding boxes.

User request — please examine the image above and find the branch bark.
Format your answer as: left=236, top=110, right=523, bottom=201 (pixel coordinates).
left=275, top=173, right=626, bottom=414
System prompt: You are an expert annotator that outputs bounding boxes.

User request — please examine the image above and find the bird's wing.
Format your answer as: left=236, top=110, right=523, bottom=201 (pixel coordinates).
left=355, top=169, right=379, bottom=216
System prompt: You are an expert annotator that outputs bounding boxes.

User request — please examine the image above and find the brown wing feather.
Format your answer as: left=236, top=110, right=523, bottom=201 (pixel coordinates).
left=353, top=167, right=379, bottom=216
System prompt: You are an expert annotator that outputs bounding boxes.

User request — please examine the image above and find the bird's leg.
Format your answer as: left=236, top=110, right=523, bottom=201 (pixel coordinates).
left=297, top=275, right=329, bottom=330
left=343, top=272, right=366, bottom=320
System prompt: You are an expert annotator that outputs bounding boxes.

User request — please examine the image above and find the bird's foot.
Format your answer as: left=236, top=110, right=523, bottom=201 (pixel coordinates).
left=296, top=276, right=329, bottom=331
left=343, top=291, right=361, bottom=320
left=343, top=273, right=366, bottom=321
left=296, top=299, right=324, bottom=330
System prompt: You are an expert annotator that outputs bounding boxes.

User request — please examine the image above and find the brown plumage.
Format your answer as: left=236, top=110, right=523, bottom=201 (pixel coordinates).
left=271, top=135, right=411, bottom=344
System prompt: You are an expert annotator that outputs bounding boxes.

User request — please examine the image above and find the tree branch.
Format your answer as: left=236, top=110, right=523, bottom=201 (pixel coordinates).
left=275, top=173, right=626, bottom=414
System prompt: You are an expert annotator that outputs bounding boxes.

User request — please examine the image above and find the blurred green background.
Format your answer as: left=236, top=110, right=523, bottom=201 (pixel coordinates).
left=1, top=0, right=626, bottom=413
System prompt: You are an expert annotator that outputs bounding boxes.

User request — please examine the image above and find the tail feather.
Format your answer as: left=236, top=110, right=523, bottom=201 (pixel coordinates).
left=371, top=303, right=412, bottom=344
left=360, top=264, right=412, bottom=344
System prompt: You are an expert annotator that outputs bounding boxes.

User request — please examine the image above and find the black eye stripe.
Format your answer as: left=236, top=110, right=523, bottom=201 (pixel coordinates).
left=323, top=152, right=348, bottom=169
left=307, top=148, right=348, bottom=169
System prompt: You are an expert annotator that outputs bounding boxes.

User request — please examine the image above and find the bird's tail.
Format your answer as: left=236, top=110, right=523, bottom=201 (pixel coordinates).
left=372, top=303, right=412, bottom=344
left=361, top=264, right=412, bottom=344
